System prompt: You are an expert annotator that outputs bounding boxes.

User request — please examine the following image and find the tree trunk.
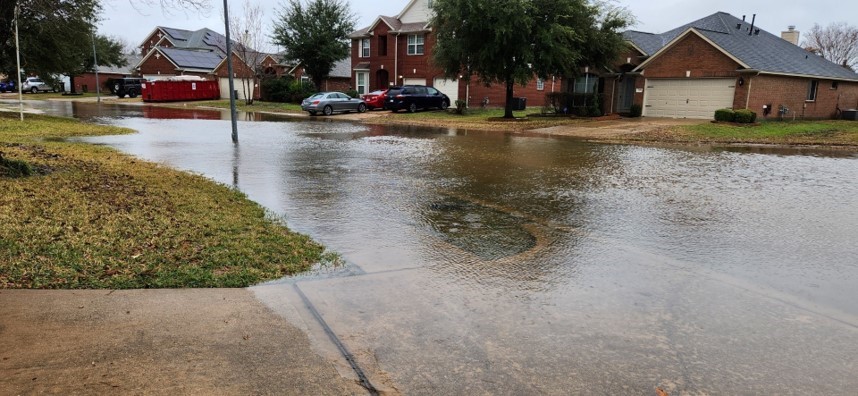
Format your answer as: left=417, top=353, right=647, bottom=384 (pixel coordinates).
left=68, top=75, right=77, bottom=94
left=312, top=76, right=323, bottom=93
left=504, top=79, right=515, bottom=118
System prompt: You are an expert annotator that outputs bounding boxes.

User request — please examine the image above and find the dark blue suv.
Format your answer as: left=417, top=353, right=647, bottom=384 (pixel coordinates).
left=0, top=80, right=15, bottom=92
left=387, top=85, right=450, bottom=113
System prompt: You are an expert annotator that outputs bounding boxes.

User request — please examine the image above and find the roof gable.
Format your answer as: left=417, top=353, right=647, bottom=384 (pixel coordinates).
left=397, top=0, right=431, bottom=24
left=628, top=12, right=858, bottom=81
left=634, top=28, right=748, bottom=72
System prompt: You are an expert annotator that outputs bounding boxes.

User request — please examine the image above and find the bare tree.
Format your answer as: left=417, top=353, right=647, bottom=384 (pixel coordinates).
left=227, top=0, right=267, bottom=104
left=802, top=22, right=858, bottom=71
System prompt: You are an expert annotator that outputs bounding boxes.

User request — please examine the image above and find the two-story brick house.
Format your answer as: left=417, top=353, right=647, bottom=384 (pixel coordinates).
left=134, top=27, right=274, bottom=100
left=349, top=0, right=553, bottom=108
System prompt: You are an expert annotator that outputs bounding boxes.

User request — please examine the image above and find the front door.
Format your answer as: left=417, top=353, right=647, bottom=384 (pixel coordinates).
left=376, top=70, right=390, bottom=90
left=616, top=76, right=636, bottom=113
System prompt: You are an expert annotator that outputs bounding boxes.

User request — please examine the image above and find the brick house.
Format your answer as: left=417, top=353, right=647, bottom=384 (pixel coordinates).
left=291, top=58, right=353, bottom=92
left=135, top=27, right=266, bottom=100
left=603, top=12, right=858, bottom=119
left=349, top=0, right=553, bottom=107
left=68, top=53, right=142, bottom=94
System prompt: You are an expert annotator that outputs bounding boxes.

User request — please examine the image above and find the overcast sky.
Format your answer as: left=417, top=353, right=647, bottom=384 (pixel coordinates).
left=99, top=0, right=857, bottom=52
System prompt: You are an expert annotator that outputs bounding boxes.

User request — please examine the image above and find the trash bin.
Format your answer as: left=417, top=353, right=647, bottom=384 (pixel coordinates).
left=842, top=109, right=858, bottom=120
left=512, top=97, right=527, bottom=111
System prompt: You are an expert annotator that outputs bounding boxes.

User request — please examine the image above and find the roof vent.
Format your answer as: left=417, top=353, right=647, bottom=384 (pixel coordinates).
left=736, top=23, right=742, bottom=29
left=755, top=29, right=760, bottom=35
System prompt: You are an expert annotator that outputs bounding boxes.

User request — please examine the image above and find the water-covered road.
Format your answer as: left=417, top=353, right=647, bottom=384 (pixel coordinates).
left=32, top=101, right=858, bottom=393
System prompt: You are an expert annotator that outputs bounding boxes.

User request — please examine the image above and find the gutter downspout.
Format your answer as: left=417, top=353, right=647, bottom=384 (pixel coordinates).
left=394, top=32, right=399, bottom=86
left=745, top=71, right=760, bottom=109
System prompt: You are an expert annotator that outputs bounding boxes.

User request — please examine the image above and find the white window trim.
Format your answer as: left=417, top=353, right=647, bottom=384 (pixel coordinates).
left=806, top=79, right=818, bottom=102
left=407, top=34, right=425, bottom=56
left=536, top=78, right=545, bottom=91
left=360, top=39, right=371, bottom=58
left=356, top=72, right=369, bottom=95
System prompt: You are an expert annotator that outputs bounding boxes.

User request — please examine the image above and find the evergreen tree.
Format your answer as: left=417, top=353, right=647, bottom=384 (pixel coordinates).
left=272, top=0, right=355, bottom=90
left=432, top=0, right=632, bottom=118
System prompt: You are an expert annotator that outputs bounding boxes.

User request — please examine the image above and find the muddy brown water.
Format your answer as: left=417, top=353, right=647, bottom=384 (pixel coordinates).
left=19, top=100, right=858, bottom=394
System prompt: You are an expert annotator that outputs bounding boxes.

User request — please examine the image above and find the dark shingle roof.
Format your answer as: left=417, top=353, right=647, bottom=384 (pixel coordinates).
left=628, top=12, right=858, bottom=81
left=160, top=48, right=225, bottom=70
left=329, top=58, right=351, bottom=78
left=349, top=14, right=428, bottom=38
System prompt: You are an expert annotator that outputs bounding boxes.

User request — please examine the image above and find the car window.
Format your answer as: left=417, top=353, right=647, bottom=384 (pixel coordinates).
left=427, top=87, right=439, bottom=95
left=416, top=87, right=428, bottom=95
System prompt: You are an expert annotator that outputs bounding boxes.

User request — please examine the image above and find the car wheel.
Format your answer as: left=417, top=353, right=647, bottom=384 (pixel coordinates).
left=358, top=103, right=367, bottom=113
left=408, top=103, right=417, bottom=113
left=440, top=100, right=450, bottom=110
left=308, top=111, right=317, bottom=116
left=323, top=105, right=333, bottom=116
left=128, top=90, right=138, bottom=98
left=31, top=87, right=38, bottom=94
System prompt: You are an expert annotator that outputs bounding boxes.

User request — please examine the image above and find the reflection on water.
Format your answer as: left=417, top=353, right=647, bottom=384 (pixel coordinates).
left=50, top=101, right=858, bottom=392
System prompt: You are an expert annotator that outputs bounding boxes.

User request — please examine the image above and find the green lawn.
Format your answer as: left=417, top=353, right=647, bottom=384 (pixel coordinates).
left=192, top=100, right=304, bottom=113
left=671, top=120, right=858, bottom=145
left=0, top=113, right=332, bottom=289
left=369, top=107, right=587, bottom=131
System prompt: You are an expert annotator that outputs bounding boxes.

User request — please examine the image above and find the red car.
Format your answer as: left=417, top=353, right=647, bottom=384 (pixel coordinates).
left=361, top=89, right=388, bottom=110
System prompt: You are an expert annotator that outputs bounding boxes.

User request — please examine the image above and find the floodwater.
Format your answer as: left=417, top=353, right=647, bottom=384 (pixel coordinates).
left=32, top=101, right=858, bottom=393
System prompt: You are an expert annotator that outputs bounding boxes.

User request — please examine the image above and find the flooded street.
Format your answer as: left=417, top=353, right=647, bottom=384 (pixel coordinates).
left=33, top=101, right=858, bottom=393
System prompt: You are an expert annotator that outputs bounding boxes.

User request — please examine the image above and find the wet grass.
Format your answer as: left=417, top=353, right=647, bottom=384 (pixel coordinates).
left=0, top=112, right=331, bottom=289
left=191, top=100, right=304, bottom=113
left=367, top=107, right=588, bottom=132
left=645, top=120, right=858, bottom=146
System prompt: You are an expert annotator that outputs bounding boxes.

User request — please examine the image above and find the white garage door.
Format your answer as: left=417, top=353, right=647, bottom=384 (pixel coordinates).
left=403, top=78, right=425, bottom=86
left=432, top=78, right=458, bottom=103
left=219, top=78, right=254, bottom=100
left=643, top=78, right=736, bottom=119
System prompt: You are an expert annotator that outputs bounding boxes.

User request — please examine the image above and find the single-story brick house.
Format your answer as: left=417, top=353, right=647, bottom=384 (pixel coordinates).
left=349, top=0, right=555, bottom=107
left=601, top=12, right=858, bottom=119
left=67, top=53, right=142, bottom=94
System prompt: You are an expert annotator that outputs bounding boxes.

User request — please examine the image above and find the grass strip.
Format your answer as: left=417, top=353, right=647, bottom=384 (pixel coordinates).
left=641, top=120, right=858, bottom=146
left=0, top=112, right=330, bottom=289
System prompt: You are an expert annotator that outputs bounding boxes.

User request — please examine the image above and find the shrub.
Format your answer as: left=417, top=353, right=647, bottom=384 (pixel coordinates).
left=587, top=93, right=603, bottom=117
left=734, top=109, right=757, bottom=124
left=544, top=92, right=571, bottom=114
left=629, top=104, right=642, bottom=118
left=344, top=89, right=359, bottom=98
left=454, top=99, right=467, bottom=115
left=261, top=76, right=294, bottom=102
left=714, top=108, right=736, bottom=122
left=0, top=153, right=33, bottom=178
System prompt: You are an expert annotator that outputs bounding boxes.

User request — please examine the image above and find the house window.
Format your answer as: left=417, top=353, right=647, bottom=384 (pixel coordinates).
left=573, top=74, right=598, bottom=94
left=536, top=78, right=545, bottom=91
left=407, top=35, right=425, bottom=55
left=360, top=39, right=370, bottom=58
left=806, top=80, right=818, bottom=101
left=356, top=72, right=369, bottom=95
left=831, top=81, right=839, bottom=90
left=378, top=35, right=388, bottom=56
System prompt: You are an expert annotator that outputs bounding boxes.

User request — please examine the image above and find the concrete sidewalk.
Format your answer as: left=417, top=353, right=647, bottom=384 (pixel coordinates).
left=0, top=289, right=367, bottom=395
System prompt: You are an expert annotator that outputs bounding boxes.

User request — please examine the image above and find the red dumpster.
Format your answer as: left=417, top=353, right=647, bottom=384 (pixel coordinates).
left=143, top=80, right=220, bottom=103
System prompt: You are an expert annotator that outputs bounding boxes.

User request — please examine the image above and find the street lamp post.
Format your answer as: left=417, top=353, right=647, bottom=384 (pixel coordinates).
left=14, top=3, right=23, bottom=121
left=222, top=0, right=238, bottom=143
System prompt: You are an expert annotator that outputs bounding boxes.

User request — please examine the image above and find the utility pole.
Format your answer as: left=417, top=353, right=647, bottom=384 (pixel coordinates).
left=91, top=27, right=101, bottom=103
left=14, top=3, right=23, bottom=121
left=223, top=0, right=238, bottom=143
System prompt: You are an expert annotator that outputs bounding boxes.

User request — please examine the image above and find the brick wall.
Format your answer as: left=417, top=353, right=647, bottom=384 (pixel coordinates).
left=72, top=73, right=125, bottom=93
left=464, top=78, right=560, bottom=109
left=747, top=75, right=858, bottom=119
left=138, top=52, right=179, bottom=76
left=634, top=33, right=742, bottom=107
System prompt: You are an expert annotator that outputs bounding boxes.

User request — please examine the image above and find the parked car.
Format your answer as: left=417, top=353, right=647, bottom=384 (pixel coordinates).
left=387, top=85, right=450, bottom=113
left=361, top=89, right=388, bottom=110
left=22, top=77, right=53, bottom=93
left=114, top=77, right=145, bottom=98
left=0, top=80, right=14, bottom=92
left=301, top=92, right=367, bottom=116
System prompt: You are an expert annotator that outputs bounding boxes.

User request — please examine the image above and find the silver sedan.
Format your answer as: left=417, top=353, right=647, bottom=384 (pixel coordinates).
left=301, top=92, right=367, bottom=116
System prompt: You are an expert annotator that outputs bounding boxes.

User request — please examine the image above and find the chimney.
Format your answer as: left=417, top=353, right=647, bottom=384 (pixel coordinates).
left=781, top=25, right=800, bottom=45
